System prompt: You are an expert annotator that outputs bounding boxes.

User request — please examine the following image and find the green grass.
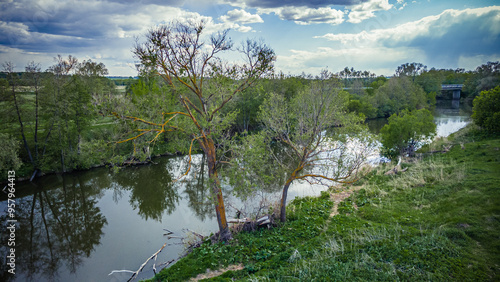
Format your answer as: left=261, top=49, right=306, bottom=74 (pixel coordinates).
left=150, top=124, right=500, bottom=281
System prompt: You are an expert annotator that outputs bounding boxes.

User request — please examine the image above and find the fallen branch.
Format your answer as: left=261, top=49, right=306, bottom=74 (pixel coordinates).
left=107, top=242, right=168, bottom=282
left=155, top=259, right=175, bottom=275
left=165, top=235, right=183, bottom=240
left=184, top=228, right=205, bottom=240
left=384, top=166, right=408, bottom=175
left=228, top=218, right=249, bottom=223
left=108, top=270, right=135, bottom=275
left=163, top=228, right=173, bottom=236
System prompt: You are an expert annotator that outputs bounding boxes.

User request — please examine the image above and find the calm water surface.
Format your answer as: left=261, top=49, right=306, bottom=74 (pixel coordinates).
left=0, top=100, right=471, bottom=281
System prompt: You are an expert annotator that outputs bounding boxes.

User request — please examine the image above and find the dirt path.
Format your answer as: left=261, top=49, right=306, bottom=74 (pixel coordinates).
left=189, top=264, right=244, bottom=281
left=329, top=186, right=361, bottom=217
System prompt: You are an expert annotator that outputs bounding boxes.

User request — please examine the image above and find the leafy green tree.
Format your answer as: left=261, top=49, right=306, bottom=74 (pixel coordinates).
left=373, top=76, right=427, bottom=117
left=380, top=109, right=436, bottom=159
left=366, top=76, right=387, bottom=96
left=128, top=20, right=275, bottom=240
left=395, top=62, right=427, bottom=81
left=41, top=55, right=79, bottom=172
left=472, top=86, right=500, bottom=134
left=464, top=61, right=500, bottom=98
left=230, top=71, right=375, bottom=222
left=415, top=68, right=443, bottom=94
left=2, top=62, right=36, bottom=171
left=22, top=62, right=43, bottom=168
left=0, top=133, right=22, bottom=175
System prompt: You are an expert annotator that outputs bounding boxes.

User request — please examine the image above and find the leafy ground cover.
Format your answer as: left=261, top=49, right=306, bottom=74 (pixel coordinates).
left=150, top=124, right=499, bottom=281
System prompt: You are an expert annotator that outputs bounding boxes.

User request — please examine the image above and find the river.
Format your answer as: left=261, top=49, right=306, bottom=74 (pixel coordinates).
left=0, top=100, right=471, bottom=282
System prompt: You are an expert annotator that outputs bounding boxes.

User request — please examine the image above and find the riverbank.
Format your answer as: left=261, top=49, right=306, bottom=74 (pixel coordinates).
left=150, top=124, right=499, bottom=281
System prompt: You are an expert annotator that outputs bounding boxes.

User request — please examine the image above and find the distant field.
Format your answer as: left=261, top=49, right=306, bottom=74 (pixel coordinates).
left=115, top=85, right=126, bottom=93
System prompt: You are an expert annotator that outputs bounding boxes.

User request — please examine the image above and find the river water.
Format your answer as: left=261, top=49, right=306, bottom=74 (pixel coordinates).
left=0, top=100, right=470, bottom=282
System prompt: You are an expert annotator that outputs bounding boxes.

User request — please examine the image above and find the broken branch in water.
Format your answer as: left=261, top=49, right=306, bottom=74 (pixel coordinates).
left=108, top=270, right=135, bottom=275
left=166, top=235, right=183, bottom=240
left=184, top=228, right=205, bottom=240
left=108, top=242, right=168, bottom=281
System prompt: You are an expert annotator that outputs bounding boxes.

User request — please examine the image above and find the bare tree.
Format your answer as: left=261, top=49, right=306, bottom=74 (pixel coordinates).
left=257, top=71, right=376, bottom=222
left=119, top=20, right=275, bottom=240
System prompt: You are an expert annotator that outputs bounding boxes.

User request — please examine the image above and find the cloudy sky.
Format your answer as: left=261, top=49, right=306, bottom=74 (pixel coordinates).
left=0, top=0, right=499, bottom=76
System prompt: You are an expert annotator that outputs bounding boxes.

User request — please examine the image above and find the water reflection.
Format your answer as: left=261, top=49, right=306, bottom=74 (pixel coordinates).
left=0, top=174, right=107, bottom=281
left=433, top=99, right=471, bottom=137
left=0, top=155, right=220, bottom=281
left=182, top=155, right=214, bottom=221
left=111, top=164, right=178, bottom=221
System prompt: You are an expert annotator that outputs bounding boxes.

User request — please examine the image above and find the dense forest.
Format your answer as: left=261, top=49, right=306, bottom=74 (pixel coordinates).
left=1, top=57, right=499, bottom=182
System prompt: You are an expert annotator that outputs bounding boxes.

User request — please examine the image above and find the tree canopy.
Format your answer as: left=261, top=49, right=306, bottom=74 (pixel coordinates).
left=472, top=86, right=500, bottom=134
left=129, top=20, right=276, bottom=240
left=229, top=71, right=376, bottom=222
left=380, top=109, right=436, bottom=159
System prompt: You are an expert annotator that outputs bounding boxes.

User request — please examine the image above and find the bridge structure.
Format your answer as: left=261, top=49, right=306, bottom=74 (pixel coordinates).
left=441, top=84, right=463, bottom=99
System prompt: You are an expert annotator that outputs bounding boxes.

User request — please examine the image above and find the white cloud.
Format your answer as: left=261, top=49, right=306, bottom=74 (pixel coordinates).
left=219, top=9, right=263, bottom=24
left=225, top=0, right=393, bottom=25
left=259, top=6, right=345, bottom=25
left=276, top=46, right=425, bottom=75
left=347, top=0, right=392, bottom=23
left=317, top=6, right=500, bottom=47
left=0, top=0, right=253, bottom=75
left=457, top=54, right=500, bottom=71
left=236, top=25, right=253, bottom=32
left=295, top=6, right=500, bottom=75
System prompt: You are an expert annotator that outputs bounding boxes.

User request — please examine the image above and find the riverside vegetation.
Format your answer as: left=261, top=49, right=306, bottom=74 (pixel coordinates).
left=150, top=123, right=499, bottom=281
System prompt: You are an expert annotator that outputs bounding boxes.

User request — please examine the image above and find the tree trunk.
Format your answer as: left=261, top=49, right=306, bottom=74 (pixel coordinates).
left=200, top=137, right=232, bottom=241
left=408, top=141, right=416, bottom=158
left=11, top=84, right=35, bottom=167
left=280, top=180, right=292, bottom=223
left=34, top=81, right=39, bottom=163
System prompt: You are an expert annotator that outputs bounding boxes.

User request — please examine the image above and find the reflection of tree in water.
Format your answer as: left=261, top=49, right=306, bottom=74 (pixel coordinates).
left=0, top=173, right=107, bottom=281
left=179, top=154, right=214, bottom=221
left=112, top=163, right=179, bottom=221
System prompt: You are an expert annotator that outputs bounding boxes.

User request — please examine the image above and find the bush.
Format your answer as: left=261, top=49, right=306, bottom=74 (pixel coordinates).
left=0, top=133, right=22, bottom=176
left=472, top=86, right=500, bottom=134
left=380, top=109, right=436, bottom=159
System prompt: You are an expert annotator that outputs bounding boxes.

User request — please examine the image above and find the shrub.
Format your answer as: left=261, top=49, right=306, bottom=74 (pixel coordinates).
left=472, top=86, right=500, bottom=134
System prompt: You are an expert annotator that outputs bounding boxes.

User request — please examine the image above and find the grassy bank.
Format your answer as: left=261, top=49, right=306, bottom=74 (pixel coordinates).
left=151, top=124, right=500, bottom=281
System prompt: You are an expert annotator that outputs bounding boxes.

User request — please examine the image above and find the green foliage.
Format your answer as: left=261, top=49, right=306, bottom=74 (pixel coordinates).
left=380, top=109, right=436, bottom=159
left=472, top=86, right=500, bottom=134
left=347, top=96, right=376, bottom=118
left=395, top=62, right=427, bottom=80
left=0, top=133, right=22, bottom=175
left=224, top=132, right=285, bottom=199
left=151, top=127, right=500, bottom=281
left=415, top=68, right=443, bottom=94
left=372, top=76, right=428, bottom=117
left=426, top=91, right=437, bottom=106
left=463, top=61, right=500, bottom=98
